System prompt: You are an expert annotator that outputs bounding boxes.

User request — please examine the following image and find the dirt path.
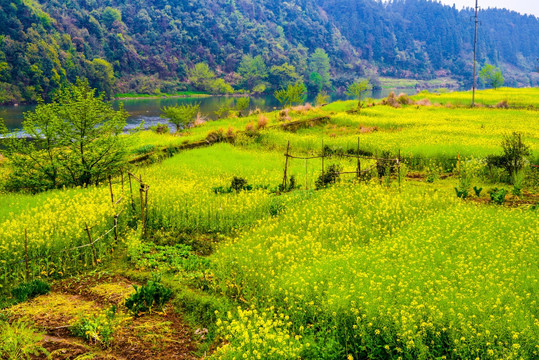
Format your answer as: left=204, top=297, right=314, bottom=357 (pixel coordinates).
left=7, top=274, right=200, bottom=360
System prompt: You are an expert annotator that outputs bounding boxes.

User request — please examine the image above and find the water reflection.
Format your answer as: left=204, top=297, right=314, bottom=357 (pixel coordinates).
left=1, top=88, right=418, bottom=131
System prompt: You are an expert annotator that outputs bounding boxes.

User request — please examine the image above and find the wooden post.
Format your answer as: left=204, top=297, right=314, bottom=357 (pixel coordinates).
left=457, top=153, right=461, bottom=176
left=140, top=184, right=146, bottom=235
left=113, top=215, right=119, bottom=242
left=144, top=186, right=149, bottom=235
left=24, top=229, right=30, bottom=281
left=356, top=137, right=361, bottom=180
left=128, top=173, right=135, bottom=210
left=108, top=175, right=114, bottom=204
left=85, top=223, right=97, bottom=266
left=282, top=141, right=290, bottom=190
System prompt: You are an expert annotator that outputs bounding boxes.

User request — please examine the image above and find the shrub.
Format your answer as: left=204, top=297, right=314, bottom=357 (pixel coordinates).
left=125, top=278, right=173, bottom=317
left=134, top=144, right=156, bottom=155
left=376, top=151, right=398, bottom=178
left=455, top=173, right=471, bottom=199
left=151, top=123, right=170, bottom=134
left=315, top=91, right=330, bottom=106
left=489, top=188, right=507, bottom=205
left=230, top=176, right=250, bottom=192
left=315, top=164, right=342, bottom=189
left=70, top=306, right=117, bottom=347
left=0, top=321, right=48, bottom=359
left=473, top=186, right=483, bottom=197
left=414, top=98, right=433, bottom=106
left=193, top=113, right=207, bottom=127
left=206, top=128, right=226, bottom=143
left=494, top=100, right=509, bottom=109
left=257, top=115, right=269, bottom=130
left=397, top=93, right=412, bottom=105
left=380, top=92, right=401, bottom=108
left=11, top=280, right=51, bottom=303
left=486, top=132, right=531, bottom=180
left=236, top=97, right=250, bottom=116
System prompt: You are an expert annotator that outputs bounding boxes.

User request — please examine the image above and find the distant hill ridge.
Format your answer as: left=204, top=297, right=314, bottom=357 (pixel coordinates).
left=0, top=0, right=537, bottom=104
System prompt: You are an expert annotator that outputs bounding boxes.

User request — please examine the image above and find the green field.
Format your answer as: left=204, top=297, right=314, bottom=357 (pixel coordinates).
left=0, top=88, right=538, bottom=359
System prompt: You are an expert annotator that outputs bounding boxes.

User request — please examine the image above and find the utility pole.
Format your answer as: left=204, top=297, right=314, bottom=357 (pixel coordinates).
left=472, top=0, right=479, bottom=106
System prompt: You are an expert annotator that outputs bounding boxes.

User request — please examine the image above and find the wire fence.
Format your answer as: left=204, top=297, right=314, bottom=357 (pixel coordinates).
left=281, top=138, right=404, bottom=190
left=0, top=171, right=150, bottom=294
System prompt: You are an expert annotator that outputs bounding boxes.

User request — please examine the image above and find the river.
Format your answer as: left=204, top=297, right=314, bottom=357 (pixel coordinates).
left=0, top=89, right=417, bottom=131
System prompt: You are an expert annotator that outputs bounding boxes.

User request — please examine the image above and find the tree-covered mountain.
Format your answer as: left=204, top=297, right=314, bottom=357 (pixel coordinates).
left=0, top=0, right=538, bottom=104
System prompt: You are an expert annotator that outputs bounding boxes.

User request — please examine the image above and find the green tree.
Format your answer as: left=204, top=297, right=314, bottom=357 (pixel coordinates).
left=102, top=7, right=122, bottom=28
left=269, top=63, right=302, bottom=90
left=2, top=79, right=128, bottom=191
left=89, top=58, right=115, bottom=99
left=274, top=82, right=307, bottom=108
left=308, top=48, right=331, bottom=89
left=187, top=63, right=215, bottom=91
left=479, top=64, right=504, bottom=89
left=236, top=97, right=250, bottom=116
left=346, top=79, right=371, bottom=112
left=315, top=90, right=330, bottom=107
left=238, top=55, right=267, bottom=90
left=161, top=103, right=200, bottom=132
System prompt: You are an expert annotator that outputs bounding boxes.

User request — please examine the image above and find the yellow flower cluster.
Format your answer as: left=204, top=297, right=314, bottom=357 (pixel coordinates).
left=213, top=307, right=303, bottom=360
left=0, top=185, right=126, bottom=289
left=212, top=183, right=538, bottom=358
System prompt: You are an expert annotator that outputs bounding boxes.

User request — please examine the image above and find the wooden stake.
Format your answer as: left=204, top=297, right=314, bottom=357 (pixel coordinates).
left=128, top=173, right=135, bottom=210
left=85, top=223, right=97, bottom=266
left=108, top=175, right=114, bottom=204
left=24, top=229, right=30, bottom=281
left=140, top=184, right=146, bottom=235
left=282, top=141, right=290, bottom=190
left=113, top=215, right=119, bottom=242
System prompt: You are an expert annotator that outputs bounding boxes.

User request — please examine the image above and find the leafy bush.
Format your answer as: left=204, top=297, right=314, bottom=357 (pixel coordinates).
left=473, top=186, right=483, bottom=197
left=511, top=170, right=525, bottom=196
left=236, top=97, right=250, bottom=116
left=230, top=177, right=251, bottom=192
left=134, top=144, right=156, bottom=155
left=150, top=123, right=170, bottom=134
left=0, top=321, right=48, bottom=359
left=125, top=278, right=173, bottom=317
left=315, top=164, right=342, bottom=189
left=376, top=151, right=397, bottom=178
left=489, top=188, right=507, bottom=205
left=486, top=132, right=531, bottom=180
left=70, top=306, right=117, bottom=347
left=11, top=280, right=50, bottom=303
left=454, top=174, right=471, bottom=199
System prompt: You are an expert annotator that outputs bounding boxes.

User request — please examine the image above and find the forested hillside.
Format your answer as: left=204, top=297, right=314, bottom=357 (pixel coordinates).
left=0, top=0, right=538, bottom=104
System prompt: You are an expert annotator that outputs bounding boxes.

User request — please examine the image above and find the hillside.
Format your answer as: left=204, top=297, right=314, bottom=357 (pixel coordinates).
left=0, top=0, right=538, bottom=104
